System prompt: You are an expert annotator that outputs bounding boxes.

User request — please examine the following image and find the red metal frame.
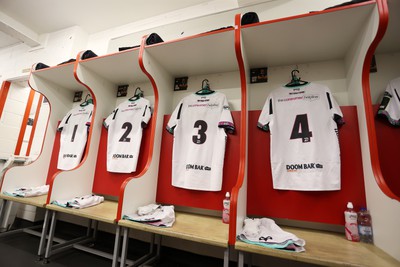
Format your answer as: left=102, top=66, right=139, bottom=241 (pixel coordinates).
left=14, top=89, right=35, bottom=155
left=26, top=94, right=43, bottom=156
left=361, top=0, right=399, bottom=200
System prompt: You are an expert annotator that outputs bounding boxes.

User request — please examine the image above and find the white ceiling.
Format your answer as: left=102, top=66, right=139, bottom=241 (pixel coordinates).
left=0, top=0, right=218, bottom=49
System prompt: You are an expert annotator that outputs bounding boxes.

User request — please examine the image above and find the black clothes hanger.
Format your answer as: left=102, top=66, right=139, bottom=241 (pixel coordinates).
left=129, top=87, right=144, bottom=101
left=195, top=79, right=215, bottom=95
left=80, top=94, right=93, bottom=106
left=285, top=70, right=309, bottom=87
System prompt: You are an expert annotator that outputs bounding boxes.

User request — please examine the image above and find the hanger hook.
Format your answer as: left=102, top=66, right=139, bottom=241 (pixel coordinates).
left=291, top=69, right=299, bottom=79
left=84, top=93, right=91, bottom=101
left=201, top=79, right=210, bottom=90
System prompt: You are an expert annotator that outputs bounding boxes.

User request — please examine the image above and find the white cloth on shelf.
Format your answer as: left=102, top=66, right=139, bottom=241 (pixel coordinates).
left=123, top=204, right=175, bottom=227
left=51, top=194, right=104, bottom=209
left=238, top=218, right=306, bottom=252
left=3, top=184, right=49, bottom=198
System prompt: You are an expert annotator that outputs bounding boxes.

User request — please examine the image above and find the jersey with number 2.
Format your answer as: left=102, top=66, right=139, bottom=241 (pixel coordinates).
left=167, top=92, right=234, bottom=191
left=104, top=98, right=151, bottom=173
left=57, top=103, right=93, bottom=170
left=258, top=83, right=344, bottom=191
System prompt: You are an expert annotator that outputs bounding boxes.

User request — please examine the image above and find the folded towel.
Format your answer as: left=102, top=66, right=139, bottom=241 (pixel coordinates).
left=123, top=204, right=175, bottom=227
left=51, top=194, right=104, bottom=209
left=238, top=218, right=305, bottom=252
left=3, top=185, right=49, bottom=197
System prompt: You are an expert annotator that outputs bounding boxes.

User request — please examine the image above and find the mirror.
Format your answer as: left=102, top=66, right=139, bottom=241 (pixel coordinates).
left=368, top=0, right=400, bottom=199
left=0, top=80, right=50, bottom=164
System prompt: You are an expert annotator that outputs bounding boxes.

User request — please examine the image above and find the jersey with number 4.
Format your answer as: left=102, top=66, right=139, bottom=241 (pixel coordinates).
left=167, top=92, right=234, bottom=191
left=57, top=103, right=93, bottom=170
left=104, top=98, right=151, bottom=173
left=258, top=83, right=344, bottom=191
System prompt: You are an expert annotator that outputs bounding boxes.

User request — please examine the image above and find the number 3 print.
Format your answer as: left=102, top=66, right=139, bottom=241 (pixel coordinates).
left=192, top=120, right=207, bottom=144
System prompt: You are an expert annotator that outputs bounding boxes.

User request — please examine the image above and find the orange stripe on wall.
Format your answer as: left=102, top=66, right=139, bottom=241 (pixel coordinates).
left=15, top=89, right=35, bottom=155
left=0, top=81, right=11, bottom=119
left=26, top=94, right=43, bottom=156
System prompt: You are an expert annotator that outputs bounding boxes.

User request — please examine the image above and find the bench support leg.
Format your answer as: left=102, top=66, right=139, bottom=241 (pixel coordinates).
left=37, top=209, right=50, bottom=260
left=223, top=246, right=230, bottom=267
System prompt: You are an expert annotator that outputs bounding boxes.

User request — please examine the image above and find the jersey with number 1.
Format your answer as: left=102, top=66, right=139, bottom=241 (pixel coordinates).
left=167, top=92, right=234, bottom=191
left=258, top=83, right=344, bottom=191
left=104, top=98, right=151, bottom=173
left=57, top=103, right=93, bottom=170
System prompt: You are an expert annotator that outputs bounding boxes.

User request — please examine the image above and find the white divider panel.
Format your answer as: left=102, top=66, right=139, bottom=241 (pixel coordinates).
left=1, top=63, right=87, bottom=192
left=47, top=61, right=115, bottom=202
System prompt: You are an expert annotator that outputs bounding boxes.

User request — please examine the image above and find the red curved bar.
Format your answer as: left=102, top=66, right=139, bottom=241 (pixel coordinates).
left=229, top=13, right=248, bottom=245
left=362, top=0, right=399, bottom=200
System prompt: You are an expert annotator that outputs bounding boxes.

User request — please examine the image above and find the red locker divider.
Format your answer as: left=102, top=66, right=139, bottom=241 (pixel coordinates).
left=156, top=111, right=241, bottom=211
left=92, top=118, right=154, bottom=197
left=247, top=106, right=366, bottom=225
left=373, top=105, right=400, bottom=197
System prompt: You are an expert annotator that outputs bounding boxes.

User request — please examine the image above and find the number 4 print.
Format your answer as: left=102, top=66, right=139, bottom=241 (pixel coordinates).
left=290, top=114, right=312, bottom=143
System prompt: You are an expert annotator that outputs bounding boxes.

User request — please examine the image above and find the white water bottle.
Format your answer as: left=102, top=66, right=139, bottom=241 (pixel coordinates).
left=222, top=192, right=230, bottom=224
left=344, top=202, right=359, bottom=242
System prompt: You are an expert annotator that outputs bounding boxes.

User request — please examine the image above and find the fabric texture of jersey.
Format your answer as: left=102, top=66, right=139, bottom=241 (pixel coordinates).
left=57, top=103, right=93, bottom=170
left=258, top=83, right=344, bottom=191
left=167, top=92, right=234, bottom=191
left=377, top=77, right=400, bottom=126
left=103, top=98, right=151, bottom=173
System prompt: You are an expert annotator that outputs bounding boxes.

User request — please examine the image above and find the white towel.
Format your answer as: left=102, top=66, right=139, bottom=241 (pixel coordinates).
left=238, top=217, right=306, bottom=252
left=242, top=218, right=261, bottom=239
left=51, top=194, right=104, bottom=209
left=3, top=184, right=49, bottom=197
left=137, top=203, right=160, bottom=216
left=68, top=195, right=104, bottom=209
left=123, top=204, right=175, bottom=227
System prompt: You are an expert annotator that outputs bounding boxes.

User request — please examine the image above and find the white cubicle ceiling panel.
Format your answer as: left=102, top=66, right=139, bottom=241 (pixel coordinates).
left=241, top=2, right=375, bottom=68
left=376, top=0, right=400, bottom=54
left=145, top=28, right=238, bottom=77
left=32, top=63, right=86, bottom=92
left=79, top=48, right=149, bottom=85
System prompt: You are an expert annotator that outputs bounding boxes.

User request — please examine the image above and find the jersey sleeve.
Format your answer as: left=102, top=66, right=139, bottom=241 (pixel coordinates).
left=57, top=111, right=72, bottom=132
left=325, top=90, right=344, bottom=126
left=258, top=95, right=273, bottom=131
left=85, top=105, right=93, bottom=127
left=141, top=102, right=152, bottom=128
left=377, top=81, right=400, bottom=126
left=103, top=108, right=118, bottom=129
left=218, top=95, right=235, bottom=133
left=166, top=100, right=183, bottom=134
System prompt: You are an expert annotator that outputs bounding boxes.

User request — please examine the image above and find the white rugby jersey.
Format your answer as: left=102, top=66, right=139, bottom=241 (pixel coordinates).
left=57, top=103, right=93, bottom=170
left=104, top=98, right=151, bottom=173
left=377, top=77, right=400, bottom=126
left=258, top=83, right=344, bottom=191
left=167, top=92, right=234, bottom=191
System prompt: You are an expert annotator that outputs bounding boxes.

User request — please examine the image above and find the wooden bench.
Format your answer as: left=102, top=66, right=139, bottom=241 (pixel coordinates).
left=236, top=226, right=400, bottom=267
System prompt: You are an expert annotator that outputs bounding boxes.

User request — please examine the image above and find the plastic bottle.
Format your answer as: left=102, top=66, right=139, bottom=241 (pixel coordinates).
left=358, top=207, right=374, bottom=244
left=344, top=202, right=359, bottom=242
left=222, top=192, right=230, bottom=224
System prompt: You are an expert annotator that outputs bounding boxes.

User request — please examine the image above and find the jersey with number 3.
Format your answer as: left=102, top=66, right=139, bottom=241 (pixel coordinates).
left=258, top=83, right=344, bottom=191
left=167, top=92, right=234, bottom=191
left=104, top=98, right=151, bottom=173
left=57, top=103, right=93, bottom=170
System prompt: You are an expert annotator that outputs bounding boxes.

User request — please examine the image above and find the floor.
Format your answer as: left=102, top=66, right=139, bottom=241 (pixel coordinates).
left=0, top=219, right=227, bottom=267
